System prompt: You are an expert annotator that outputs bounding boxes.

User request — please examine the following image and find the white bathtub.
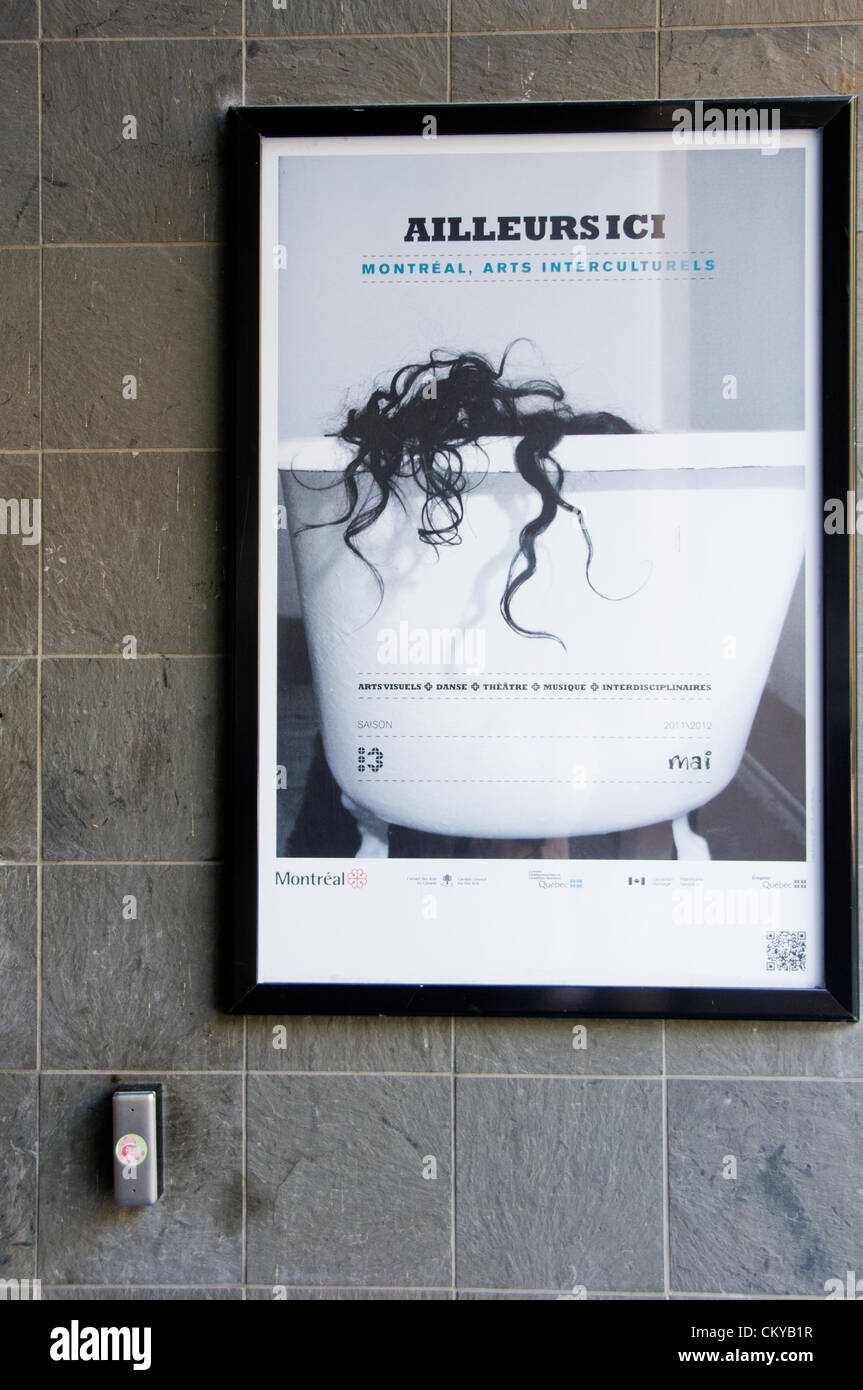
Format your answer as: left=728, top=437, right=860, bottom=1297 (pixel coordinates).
left=282, top=433, right=805, bottom=841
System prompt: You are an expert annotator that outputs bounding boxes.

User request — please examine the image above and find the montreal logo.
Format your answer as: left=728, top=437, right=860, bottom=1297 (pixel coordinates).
left=274, top=869, right=367, bottom=888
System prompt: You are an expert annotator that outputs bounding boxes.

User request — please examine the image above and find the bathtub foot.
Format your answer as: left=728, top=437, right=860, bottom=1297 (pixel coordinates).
left=341, top=792, right=390, bottom=858
left=671, top=814, right=711, bottom=861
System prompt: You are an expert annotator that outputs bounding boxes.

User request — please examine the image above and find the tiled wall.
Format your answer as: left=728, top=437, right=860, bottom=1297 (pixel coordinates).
left=0, top=0, right=860, bottom=1300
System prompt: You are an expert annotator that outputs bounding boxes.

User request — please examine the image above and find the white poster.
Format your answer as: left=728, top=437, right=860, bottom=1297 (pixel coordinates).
left=254, top=123, right=824, bottom=994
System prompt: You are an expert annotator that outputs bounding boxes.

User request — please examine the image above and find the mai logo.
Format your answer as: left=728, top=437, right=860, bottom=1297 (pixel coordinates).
left=668, top=750, right=711, bottom=771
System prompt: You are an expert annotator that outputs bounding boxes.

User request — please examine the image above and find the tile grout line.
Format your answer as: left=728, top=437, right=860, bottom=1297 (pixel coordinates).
left=33, top=0, right=43, bottom=1290
left=0, top=447, right=228, bottom=453
left=2, top=850, right=222, bottom=861
left=4, top=22, right=861, bottom=41
left=35, top=240, right=223, bottom=249
left=661, top=1020, right=670, bottom=1300
left=241, top=1027, right=248, bottom=1298
left=33, top=29, right=457, bottom=42
left=1, top=651, right=227, bottom=658
left=0, top=654, right=226, bottom=661
left=8, top=1069, right=861, bottom=1081
left=450, top=1016, right=456, bottom=1296
left=29, top=1282, right=835, bottom=1298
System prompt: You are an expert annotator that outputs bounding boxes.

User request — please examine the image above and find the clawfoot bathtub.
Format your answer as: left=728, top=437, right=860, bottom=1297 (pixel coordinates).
left=282, top=433, right=805, bottom=854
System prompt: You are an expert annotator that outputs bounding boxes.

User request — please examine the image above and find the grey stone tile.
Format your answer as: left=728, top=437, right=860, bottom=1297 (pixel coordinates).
left=247, top=1285, right=451, bottom=1298
left=247, top=1015, right=451, bottom=1072
left=42, top=0, right=243, bottom=36
left=246, top=1074, right=451, bottom=1286
left=41, top=657, right=223, bottom=861
left=0, top=250, right=39, bottom=447
left=0, top=1074, right=37, bottom=1280
left=245, top=36, right=447, bottom=104
left=42, top=41, right=241, bottom=244
left=668, top=1079, right=863, bottom=1295
left=0, top=866, right=37, bottom=1068
left=454, top=0, right=656, bottom=30
left=247, top=0, right=447, bottom=34
left=43, top=1285, right=244, bottom=1299
left=451, top=31, right=656, bottom=102
left=42, top=247, right=225, bottom=450
left=42, top=452, right=226, bottom=655
left=0, top=456, right=39, bottom=654
left=0, top=2, right=36, bottom=40
left=0, top=658, right=37, bottom=862
left=455, top=1018, right=662, bottom=1075
left=458, top=1289, right=565, bottom=1298
left=587, top=1291, right=667, bottom=1299
left=41, top=866, right=242, bottom=1070
left=666, top=1013, right=863, bottom=1078
left=455, top=1078, right=664, bottom=1291
left=458, top=1288, right=663, bottom=1298
left=0, top=45, right=38, bottom=243
left=662, top=0, right=863, bottom=24
left=668, top=1290, right=817, bottom=1299
left=38, top=1073, right=243, bottom=1284
left=659, top=25, right=863, bottom=98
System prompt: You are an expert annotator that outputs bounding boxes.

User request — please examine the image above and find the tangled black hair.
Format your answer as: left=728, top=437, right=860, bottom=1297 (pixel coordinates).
left=298, top=345, right=641, bottom=645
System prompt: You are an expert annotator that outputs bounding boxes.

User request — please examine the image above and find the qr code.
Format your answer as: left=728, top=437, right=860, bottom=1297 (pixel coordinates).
left=765, top=931, right=806, bottom=972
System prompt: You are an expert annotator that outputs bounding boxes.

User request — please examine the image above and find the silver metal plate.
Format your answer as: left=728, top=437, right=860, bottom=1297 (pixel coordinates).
left=113, top=1089, right=160, bottom=1206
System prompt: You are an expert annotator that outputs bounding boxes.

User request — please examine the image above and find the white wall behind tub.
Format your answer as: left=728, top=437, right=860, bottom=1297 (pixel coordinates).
left=277, top=470, right=302, bottom=618
left=277, top=144, right=805, bottom=441
left=765, top=562, right=804, bottom=717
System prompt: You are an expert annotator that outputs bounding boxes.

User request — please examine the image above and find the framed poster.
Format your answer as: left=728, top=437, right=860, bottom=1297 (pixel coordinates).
left=228, top=99, right=857, bottom=1019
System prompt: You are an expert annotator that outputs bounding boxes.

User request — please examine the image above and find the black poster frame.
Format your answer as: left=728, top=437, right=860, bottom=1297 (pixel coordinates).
left=227, top=98, right=857, bottom=1020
